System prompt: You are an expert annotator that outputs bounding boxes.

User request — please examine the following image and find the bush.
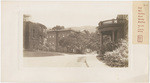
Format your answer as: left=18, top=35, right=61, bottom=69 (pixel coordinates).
left=101, top=41, right=118, bottom=54
left=103, top=39, right=128, bottom=67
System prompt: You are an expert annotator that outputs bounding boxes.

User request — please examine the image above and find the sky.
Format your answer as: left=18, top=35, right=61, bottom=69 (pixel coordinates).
left=24, top=1, right=132, bottom=28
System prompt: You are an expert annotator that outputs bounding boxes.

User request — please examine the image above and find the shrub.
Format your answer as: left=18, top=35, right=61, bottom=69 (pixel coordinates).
left=103, top=39, right=128, bottom=67
left=101, top=41, right=118, bottom=54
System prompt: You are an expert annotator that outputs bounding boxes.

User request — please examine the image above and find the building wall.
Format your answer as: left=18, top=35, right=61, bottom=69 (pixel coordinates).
left=23, top=21, right=29, bottom=49
left=117, top=15, right=128, bottom=39
left=47, top=31, right=57, bottom=51
left=23, top=21, right=47, bottom=51
left=47, top=30, right=73, bottom=52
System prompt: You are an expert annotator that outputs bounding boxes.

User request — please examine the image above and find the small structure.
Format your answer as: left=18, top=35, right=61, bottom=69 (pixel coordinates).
left=97, top=15, right=128, bottom=54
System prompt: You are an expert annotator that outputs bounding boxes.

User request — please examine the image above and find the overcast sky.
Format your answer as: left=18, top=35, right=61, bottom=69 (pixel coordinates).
left=24, top=1, right=131, bottom=28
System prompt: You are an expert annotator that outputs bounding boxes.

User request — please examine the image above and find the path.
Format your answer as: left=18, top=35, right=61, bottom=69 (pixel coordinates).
left=23, top=51, right=108, bottom=67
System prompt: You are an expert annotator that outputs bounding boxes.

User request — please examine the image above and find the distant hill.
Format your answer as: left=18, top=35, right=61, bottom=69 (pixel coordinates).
left=67, top=26, right=97, bottom=33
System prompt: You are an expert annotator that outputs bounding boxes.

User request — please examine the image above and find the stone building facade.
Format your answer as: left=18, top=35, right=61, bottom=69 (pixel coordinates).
left=23, top=21, right=47, bottom=51
left=47, top=29, right=74, bottom=52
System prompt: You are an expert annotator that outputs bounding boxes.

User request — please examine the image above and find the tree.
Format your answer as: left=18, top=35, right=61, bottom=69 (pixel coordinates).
left=59, top=31, right=88, bottom=53
left=59, top=30, right=100, bottom=54
left=86, top=31, right=100, bottom=51
left=52, top=25, right=65, bottom=30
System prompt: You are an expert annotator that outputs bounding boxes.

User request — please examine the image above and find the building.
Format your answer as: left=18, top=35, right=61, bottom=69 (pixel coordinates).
left=47, top=29, right=74, bottom=52
left=97, top=15, right=128, bottom=54
left=23, top=21, right=47, bottom=51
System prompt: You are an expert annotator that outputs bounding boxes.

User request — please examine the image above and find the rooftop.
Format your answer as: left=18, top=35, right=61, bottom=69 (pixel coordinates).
left=98, top=19, right=123, bottom=29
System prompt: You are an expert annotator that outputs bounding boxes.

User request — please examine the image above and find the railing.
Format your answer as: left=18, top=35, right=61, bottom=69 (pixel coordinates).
left=98, top=19, right=118, bottom=26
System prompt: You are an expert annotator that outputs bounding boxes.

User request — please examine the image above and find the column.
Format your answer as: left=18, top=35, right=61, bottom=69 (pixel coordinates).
left=99, top=31, right=103, bottom=56
left=112, top=30, right=115, bottom=42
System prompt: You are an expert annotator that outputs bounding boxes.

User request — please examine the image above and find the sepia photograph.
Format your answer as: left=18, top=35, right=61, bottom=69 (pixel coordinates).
left=1, top=1, right=149, bottom=82
left=23, top=3, right=128, bottom=67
